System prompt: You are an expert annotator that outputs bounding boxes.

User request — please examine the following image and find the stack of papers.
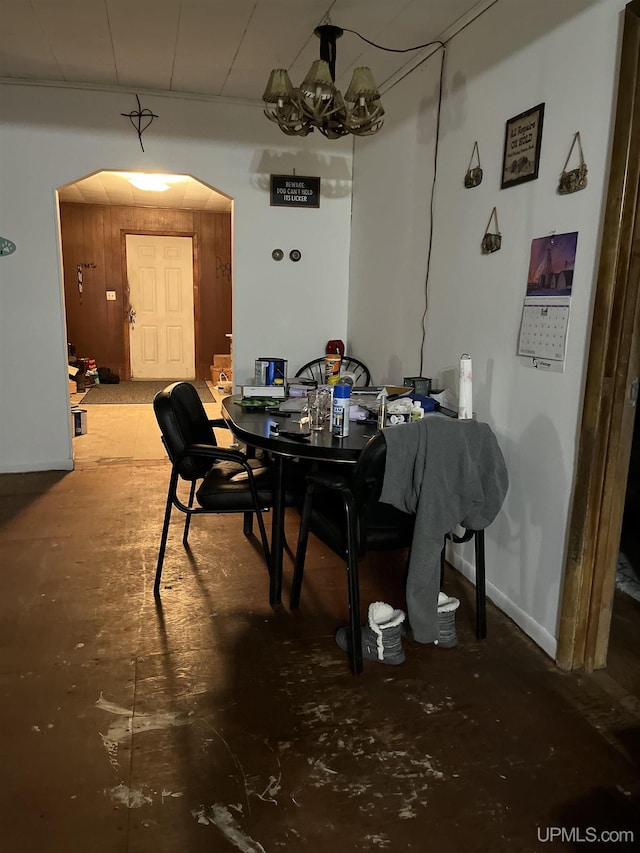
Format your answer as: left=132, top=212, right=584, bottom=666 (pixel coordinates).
left=241, top=385, right=286, bottom=399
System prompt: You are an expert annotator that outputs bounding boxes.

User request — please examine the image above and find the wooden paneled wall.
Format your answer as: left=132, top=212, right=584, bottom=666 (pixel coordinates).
left=60, top=203, right=232, bottom=380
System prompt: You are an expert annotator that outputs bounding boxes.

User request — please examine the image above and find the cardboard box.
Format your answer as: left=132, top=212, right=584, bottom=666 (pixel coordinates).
left=68, top=379, right=77, bottom=394
left=213, top=354, right=232, bottom=370
left=70, top=407, right=88, bottom=436
left=385, top=385, right=413, bottom=396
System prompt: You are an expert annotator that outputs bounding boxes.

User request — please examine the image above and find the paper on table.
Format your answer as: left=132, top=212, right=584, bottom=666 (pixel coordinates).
left=458, top=354, right=473, bottom=419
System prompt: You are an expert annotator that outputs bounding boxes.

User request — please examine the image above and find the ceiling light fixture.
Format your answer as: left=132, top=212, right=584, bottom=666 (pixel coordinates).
left=262, top=25, right=384, bottom=140
left=128, top=175, right=170, bottom=192
left=126, top=173, right=185, bottom=192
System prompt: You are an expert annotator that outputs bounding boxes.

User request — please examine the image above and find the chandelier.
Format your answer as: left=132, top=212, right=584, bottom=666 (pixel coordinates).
left=262, top=25, right=384, bottom=140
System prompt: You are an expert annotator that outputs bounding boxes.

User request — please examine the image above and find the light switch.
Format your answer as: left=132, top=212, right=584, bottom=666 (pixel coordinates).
left=106, top=291, right=116, bottom=301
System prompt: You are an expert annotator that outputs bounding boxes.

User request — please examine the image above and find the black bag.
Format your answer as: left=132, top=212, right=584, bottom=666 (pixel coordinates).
left=97, top=366, right=120, bottom=384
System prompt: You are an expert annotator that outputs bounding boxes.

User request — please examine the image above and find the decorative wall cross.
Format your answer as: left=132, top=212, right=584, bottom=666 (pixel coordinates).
left=121, top=95, right=159, bottom=152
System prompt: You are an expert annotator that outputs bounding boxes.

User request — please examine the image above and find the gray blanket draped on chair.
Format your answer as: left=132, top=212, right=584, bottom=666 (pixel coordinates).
left=379, top=417, right=509, bottom=643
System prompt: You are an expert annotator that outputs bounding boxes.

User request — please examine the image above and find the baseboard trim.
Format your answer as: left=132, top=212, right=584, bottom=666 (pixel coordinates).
left=0, top=459, right=73, bottom=474
left=448, top=549, right=558, bottom=661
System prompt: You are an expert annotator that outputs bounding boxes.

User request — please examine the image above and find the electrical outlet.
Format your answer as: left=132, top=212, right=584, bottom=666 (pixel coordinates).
left=106, top=291, right=116, bottom=301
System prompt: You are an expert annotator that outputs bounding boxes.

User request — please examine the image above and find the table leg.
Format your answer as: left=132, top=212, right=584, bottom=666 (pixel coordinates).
left=270, top=455, right=286, bottom=606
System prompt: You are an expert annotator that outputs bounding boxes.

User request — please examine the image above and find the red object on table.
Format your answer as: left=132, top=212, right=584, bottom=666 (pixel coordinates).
left=326, top=339, right=345, bottom=355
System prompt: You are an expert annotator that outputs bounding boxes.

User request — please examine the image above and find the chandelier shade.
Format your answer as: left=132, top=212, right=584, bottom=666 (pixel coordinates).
left=301, top=60, right=335, bottom=98
left=262, top=25, right=385, bottom=139
left=344, top=67, right=380, bottom=102
left=262, top=69, right=295, bottom=102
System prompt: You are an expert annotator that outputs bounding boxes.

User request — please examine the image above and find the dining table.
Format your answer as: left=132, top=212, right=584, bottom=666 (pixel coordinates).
left=221, top=394, right=376, bottom=606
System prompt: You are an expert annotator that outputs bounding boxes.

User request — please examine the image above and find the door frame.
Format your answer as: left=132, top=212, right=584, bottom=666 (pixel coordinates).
left=120, top=229, right=201, bottom=381
left=557, top=0, right=640, bottom=671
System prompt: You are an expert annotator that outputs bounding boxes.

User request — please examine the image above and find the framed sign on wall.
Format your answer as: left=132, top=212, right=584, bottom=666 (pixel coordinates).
left=270, top=175, right=320, bottom=208
left=501, top=103, right=545, bottom=189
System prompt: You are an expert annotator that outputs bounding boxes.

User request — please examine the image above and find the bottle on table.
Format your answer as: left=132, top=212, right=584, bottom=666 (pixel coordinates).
left=325, top=340, right=343, bottom=386
left=377, top=388, right=388, bottom=430
left=331, top=381, right=351, bottom=437
left=410, top=400, right=424, bottom=421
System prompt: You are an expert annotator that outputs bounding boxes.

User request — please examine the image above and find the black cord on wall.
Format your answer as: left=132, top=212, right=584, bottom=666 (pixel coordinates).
left=344, top=28, right=447, bottom=377
left=418, top=46, right=446, bottom=377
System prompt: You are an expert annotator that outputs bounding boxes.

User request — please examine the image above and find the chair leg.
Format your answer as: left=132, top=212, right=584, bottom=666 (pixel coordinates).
left=440, top=537, right=447, bottom=587
left=245, top=474, right=271, bottom=570
left=475, top=529, right=487, bottom=639
left=243, top=447, right=259, bottom=537
left=344, top=502, right=363, bottom=675
left=402, top=547, right=412, bottom=586
left=290, top=484, right=314, bottom=608
left=242, top=443, right=257, bottom=536
left=154, top=473, right=178, bottom=597
left=182, top=480, right=197, bottom=547
left=241, top=447, right=255, bottom=539
left=254, top=505, right=271, bottom=571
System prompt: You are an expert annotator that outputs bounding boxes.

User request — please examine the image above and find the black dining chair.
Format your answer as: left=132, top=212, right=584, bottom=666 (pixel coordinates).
left=291, top=432, right=415, bottom=674
left=295, top=356, right=371, bottom=387
left=441, top=529, right=487, bottom=640
left=152, top=381, right=273, bottom=597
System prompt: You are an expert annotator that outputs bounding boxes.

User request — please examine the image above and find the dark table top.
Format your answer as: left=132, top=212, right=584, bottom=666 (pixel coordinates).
left=221, top=395, right=375, bottom=463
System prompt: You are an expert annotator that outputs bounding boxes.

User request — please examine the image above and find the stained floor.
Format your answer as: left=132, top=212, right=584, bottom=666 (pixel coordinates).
left=1, top=411, right=639, bottom=851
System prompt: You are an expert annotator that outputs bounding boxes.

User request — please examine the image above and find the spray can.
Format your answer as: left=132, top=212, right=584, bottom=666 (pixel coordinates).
left=331, top=382, right=351, bottom=438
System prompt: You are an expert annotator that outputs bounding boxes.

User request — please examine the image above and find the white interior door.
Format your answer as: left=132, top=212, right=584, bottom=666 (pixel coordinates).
left=126, top=235, right=195, bottom=380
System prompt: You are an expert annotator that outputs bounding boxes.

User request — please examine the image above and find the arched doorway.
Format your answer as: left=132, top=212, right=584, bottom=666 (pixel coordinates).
left=57, top=170, right=232, bottom=382
left=56, top=170, right=233, bottom=460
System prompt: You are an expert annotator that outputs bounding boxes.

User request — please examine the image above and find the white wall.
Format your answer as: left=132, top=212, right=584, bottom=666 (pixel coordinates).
left=348, top=0, right=626, bottom=656
left=0, top=85, right=353, bottom=472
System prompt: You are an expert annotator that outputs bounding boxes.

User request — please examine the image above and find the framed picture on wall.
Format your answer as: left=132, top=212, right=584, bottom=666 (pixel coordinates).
left=501, top=103, right=545, bottom=189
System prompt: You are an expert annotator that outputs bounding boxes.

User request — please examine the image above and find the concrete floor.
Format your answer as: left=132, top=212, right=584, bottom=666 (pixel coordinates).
left=1, top=397, right=639, bottom=851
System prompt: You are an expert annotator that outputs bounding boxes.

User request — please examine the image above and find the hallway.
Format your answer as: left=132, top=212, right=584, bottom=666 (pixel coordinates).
left=68, top=383, right=227, bottom=466
left=1, top=396, right=639, bottom=851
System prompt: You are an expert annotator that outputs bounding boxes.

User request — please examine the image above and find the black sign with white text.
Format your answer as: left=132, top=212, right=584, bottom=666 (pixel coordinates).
left=270, top=175, right=320, bottom=208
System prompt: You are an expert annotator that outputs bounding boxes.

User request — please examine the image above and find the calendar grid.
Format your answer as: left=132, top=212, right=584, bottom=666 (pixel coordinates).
left=518, top=301, right=570, bottom=361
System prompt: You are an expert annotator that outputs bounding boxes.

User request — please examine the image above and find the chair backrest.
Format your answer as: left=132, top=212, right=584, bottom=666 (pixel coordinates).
left=350, top=431, right=387, bottom=509
left=153, top=382, right=217, bottom=481
left=295, top=356, right=371, bottom=387
left=349, top=432, right=415, bottom=550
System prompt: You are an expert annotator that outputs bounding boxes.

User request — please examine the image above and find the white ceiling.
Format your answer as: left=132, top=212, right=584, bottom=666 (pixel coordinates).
left=4, top=0, right=494, bottom=209
left=57, top=171, right=233, bottom=211
left=1, top=0, right=493, bottom=100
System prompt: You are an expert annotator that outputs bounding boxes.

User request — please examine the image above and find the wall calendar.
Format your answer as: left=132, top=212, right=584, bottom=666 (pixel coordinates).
left=518, top=301, right=570, bottom=361
left=518, top=232, right=578, bottom=370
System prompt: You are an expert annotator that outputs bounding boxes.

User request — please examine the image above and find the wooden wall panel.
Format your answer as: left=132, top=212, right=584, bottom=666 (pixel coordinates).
left=195, top=210, right=233, bottom=378
left=60, top=203, right=231, bottom=380
left=61, top=204, right=110, bottom=364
